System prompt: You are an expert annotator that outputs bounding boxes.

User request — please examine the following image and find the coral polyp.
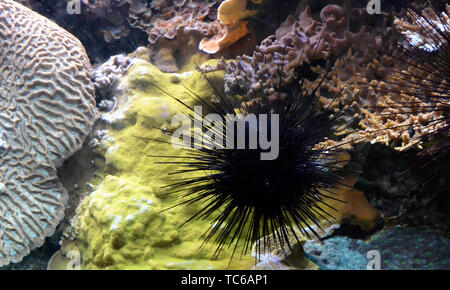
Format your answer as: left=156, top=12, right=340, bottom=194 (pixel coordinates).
left=151, top=67, right=351, bottom=259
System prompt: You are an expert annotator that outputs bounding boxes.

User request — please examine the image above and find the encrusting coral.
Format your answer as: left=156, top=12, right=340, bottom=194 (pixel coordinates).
left=72, top=61, right=257, bottom=269
left=0, top=0, right=96, bottom=266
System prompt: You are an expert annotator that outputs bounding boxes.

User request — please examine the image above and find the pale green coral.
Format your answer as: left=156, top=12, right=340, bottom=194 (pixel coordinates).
left=73, top=60, right=255, bottom=269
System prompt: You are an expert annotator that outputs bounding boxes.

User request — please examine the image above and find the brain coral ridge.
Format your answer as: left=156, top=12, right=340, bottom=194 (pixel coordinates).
left=0, top=0, right=96, bottom=266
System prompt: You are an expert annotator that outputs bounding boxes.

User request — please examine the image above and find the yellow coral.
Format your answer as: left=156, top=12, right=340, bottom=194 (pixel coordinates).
left=73, top=61, right=256, bottom=269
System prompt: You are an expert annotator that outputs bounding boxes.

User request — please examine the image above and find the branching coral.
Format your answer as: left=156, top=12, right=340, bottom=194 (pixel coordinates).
left=198, top=0, right=258, bottom=54
left=309, top=2, right=449, bottom=152
left=82, top=0, right=152, bottom=43
left=216, top=4, right=381, bottom=97
left=394, top=2, right=449, bottom=52
left=370, top=0, right=450, bottom=191
left=0, top=0, right=96, bottom=266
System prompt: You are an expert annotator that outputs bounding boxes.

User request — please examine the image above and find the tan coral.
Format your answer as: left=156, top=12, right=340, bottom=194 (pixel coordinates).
left=0, top=0, right=96, bottom=266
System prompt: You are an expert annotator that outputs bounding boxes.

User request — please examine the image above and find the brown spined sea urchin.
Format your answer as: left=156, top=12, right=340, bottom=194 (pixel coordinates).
left=374, top=0, right=449, bottom=179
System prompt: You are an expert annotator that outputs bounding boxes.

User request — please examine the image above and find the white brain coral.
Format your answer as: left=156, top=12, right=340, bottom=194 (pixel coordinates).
left=0, top=0, right=97, bottom=266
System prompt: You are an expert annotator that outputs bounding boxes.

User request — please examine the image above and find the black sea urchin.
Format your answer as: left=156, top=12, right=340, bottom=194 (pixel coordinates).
left=147, top=63, right=352, bottom=260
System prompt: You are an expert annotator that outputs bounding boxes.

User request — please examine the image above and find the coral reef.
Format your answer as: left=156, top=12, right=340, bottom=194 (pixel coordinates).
left=71, top=61, right=256, bottom=269
left=147, top=0, right=248, bottom=51
left=71, top=56, right=378, bottom=269
left=310, top=1, right=450, bottom=229
left=65, top=0, right=266, bottom=71
left=17, top=0, right=293, bottom=72
left=0, top=0, right=96, bottom=266
left=149, top=58, right=362, bottom=259
left=307, top=48, right=446, bottom=150
left=384, top=1, right=450, bottom=168
left=6, top=0, right=447, bottom=271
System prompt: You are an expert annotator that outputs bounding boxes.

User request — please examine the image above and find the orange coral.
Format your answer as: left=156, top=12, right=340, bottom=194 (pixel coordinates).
left=321, top=174, right=379, bottom=231
left=199, top=0, right=259, bottom=54
left=217, top=0, right=257, bottom=25
left=308, top=3, right=449, bottom=151
left=199, top=21, right=250, bottom=54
